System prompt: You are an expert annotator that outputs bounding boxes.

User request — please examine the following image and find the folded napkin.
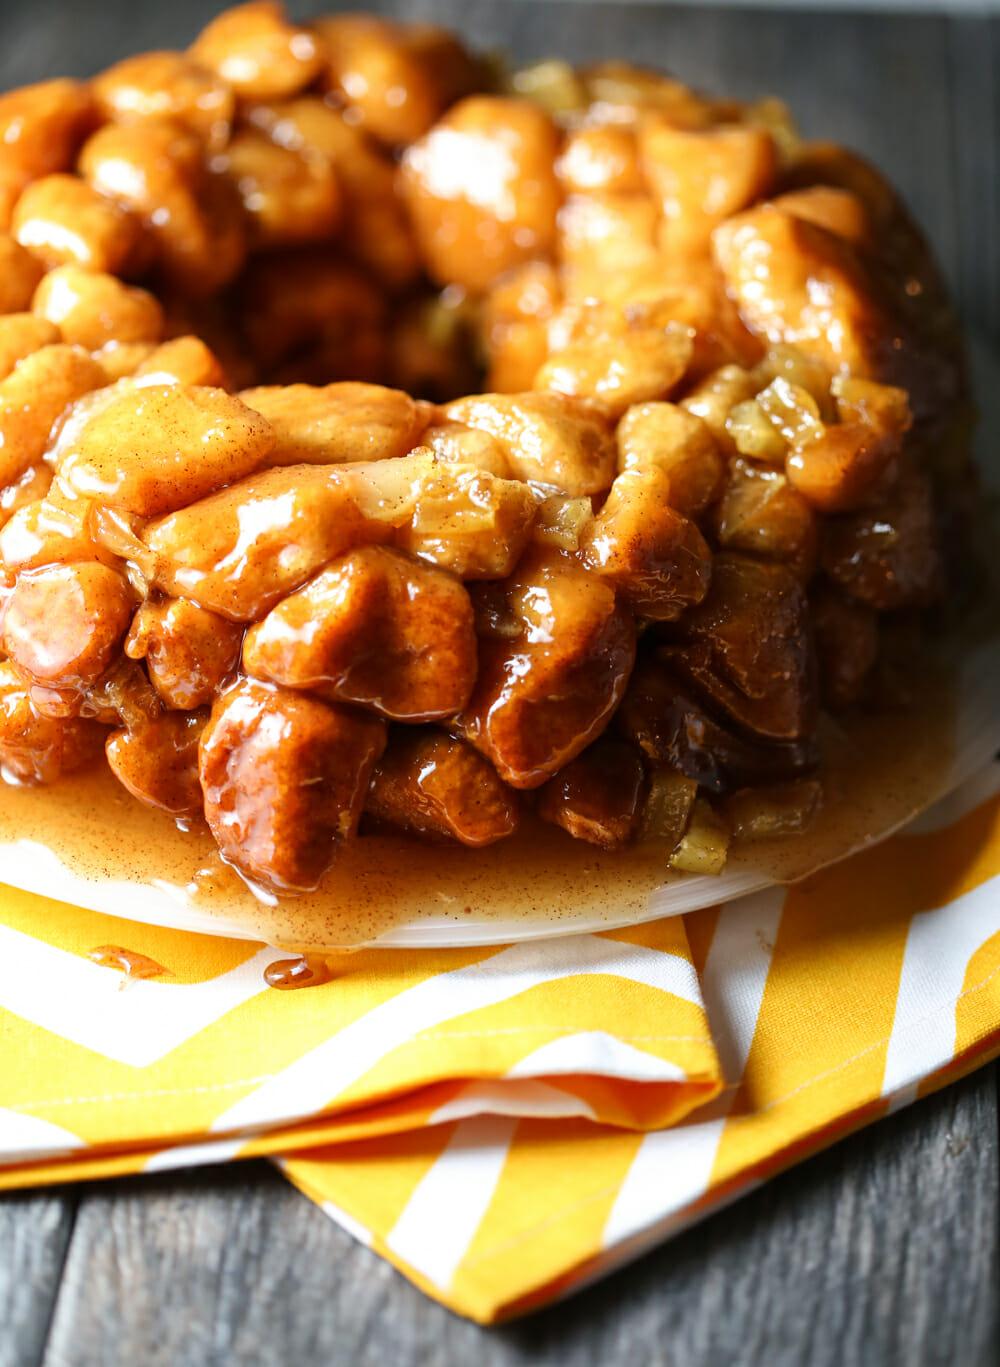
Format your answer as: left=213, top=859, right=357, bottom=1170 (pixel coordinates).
left=2, top=760, right=999, bottom=1322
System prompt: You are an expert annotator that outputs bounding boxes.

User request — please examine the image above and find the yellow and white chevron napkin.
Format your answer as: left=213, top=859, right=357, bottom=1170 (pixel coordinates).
left=2, top=760, right=1000, bottom=1322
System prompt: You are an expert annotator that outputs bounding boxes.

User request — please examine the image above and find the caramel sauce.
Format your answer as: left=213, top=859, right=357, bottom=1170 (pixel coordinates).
left=264, top=953, right=337, bottom=990
left=0, top=641, right=976, bottom=950
left=87, top=944, right=169, bottom=981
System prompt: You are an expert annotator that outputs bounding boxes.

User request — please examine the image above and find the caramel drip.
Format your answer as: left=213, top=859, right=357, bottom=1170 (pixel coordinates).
left=88, top=944, right=169, bottom=980
left=264, top=954, right=336, bottom=990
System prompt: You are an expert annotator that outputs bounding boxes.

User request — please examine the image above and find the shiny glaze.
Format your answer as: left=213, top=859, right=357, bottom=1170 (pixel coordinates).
left=458, top=549, right=637, bottom=789
left=368, top=728, right=520, bottom=846
left=0, top=646, right=959, bottom=950
left=662, top=553, right=818, bottom=743
left=0, top=20, right=976, bottom=926
left=242, top=545, right=477, bottom=722
left=401, top=96, right=560, bottom=293
left=199, top=678, right=386, bottom=893
left=143, top=465, right=383, bottom=620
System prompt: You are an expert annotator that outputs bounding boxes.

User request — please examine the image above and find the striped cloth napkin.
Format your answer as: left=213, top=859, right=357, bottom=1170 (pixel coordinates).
left=1, top=759, right=999, bottom=1322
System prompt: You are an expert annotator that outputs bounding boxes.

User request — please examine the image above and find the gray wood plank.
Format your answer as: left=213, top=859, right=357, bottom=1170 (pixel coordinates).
left=39, top=1163, right=472, bottom=1367
left=0, top=1189, right=77, bottom=1367
left=30, top=1068, right=997, bottom=1367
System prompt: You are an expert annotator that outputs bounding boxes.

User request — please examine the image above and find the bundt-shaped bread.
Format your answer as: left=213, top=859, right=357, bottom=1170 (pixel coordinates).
left=0, top=3, right=971, bottom=892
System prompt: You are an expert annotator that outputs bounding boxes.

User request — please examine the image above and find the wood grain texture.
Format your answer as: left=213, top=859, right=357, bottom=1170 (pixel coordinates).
left=0, top=1191, right=76, bottom=1367
left=0, top=4, right=995, bottom=1364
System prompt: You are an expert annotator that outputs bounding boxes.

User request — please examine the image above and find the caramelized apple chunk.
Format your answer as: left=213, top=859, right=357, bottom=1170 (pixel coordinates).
left=669, top=796, right=731, bottom=875
left=243, top=546, right=477, bottom=722
left=531, top=495, right=592, bottom=553
left=457, top=550, right=636, bottom=788
left=680, top=364, right=758, bottom=457
left=722, top=778, right=822, bottom=841
left=82, top=656, right=162, bottom=730
left=832, top=375, right=911, bottom=432
left=421, top=422, right=512, bottom=477
left=781, top=374, right=910, bottom=513
left=199, top=679, right=386, bottom=892
left=538, top=737, right=646, bottom=848
left=314, top=448, right=537, bottom=581
left=392, top=457, right=538, bottom=580
left=714, top=458, right=818, bottom=579
left=367, top=729, right=519, bottom=846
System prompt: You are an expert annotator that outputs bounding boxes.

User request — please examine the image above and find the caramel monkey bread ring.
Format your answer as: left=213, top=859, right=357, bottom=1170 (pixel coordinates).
left=0, top=3, right=972, bottom=896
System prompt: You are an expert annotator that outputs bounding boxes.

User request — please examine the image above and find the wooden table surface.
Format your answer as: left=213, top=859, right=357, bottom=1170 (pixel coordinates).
left=0, top=2, right=997, bottom=1363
